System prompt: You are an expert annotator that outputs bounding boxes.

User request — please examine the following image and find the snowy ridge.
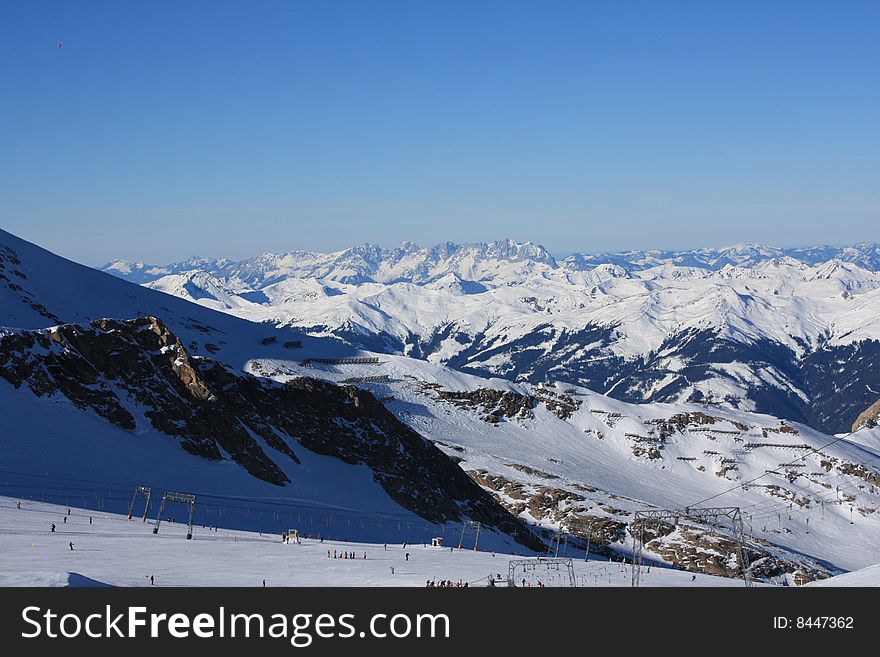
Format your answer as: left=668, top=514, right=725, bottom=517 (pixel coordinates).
left=101, top=239, right=880, bottom=434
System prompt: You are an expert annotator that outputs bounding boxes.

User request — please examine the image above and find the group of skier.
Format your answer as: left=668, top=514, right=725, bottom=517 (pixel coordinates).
left=426, top=579, right=468, bottom=587
left=328, top=549, right=367, bottom=559
left=48, top=506, right=92, bottom=543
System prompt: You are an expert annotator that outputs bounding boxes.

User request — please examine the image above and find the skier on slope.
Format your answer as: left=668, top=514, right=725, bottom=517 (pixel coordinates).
left=50, top=524, right=56, bottom=533
left=69, top=542, right=74, bottom=551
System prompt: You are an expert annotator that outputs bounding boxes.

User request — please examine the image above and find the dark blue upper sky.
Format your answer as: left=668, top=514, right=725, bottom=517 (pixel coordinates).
left=1, top=1, right=878, bottom=265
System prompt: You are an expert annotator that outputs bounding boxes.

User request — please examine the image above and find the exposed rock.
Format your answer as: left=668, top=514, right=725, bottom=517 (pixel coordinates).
left=853, top=399, right=880, bottom=432
left=429, top=386, right=536, bottom=422
left=533, top=386, right=581, bottom=420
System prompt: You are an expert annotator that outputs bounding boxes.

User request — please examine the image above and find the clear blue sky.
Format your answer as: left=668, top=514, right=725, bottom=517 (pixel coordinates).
left=1, top=1, right=878, bottom=265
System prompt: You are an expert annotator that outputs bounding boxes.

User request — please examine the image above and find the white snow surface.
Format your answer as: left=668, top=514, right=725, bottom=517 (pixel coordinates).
left=0, top=497, right=751, bottom=587
left=110, top=240, right=880, bottom=359
left=248, top=353, right=880, bottom=572
left=808, top=562, right=880, bottom=587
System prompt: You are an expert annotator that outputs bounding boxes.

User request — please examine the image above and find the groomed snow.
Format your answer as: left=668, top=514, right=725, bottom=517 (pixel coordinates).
left=0, top=497, right=753, bottom=588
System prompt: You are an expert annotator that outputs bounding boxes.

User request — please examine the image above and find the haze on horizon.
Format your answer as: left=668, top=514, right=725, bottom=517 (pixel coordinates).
left=1, top=1, right=878, bottom=266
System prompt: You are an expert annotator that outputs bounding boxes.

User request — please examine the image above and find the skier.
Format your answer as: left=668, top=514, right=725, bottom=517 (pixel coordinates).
left=405, top=552, right=410, bottom=561
left=89, top=516, right=92, bottom=525
left=16, top=501, right=21, bottom=510
left=63, top=516, right=67, bottom=523
left=69, top=542, right=74, bottom=551
left=384, top=544, right=387, bottom=551
left=67, top=508, right=71, bottom=516
left=150, top=575, right=154, bottom=586
left=50, top=524, right=56, bottom=533
left=390, top=567, right=395, bottom=575
left=691, top=575, right=696, bottom=581
left=262, top=579, right=266, bottom=587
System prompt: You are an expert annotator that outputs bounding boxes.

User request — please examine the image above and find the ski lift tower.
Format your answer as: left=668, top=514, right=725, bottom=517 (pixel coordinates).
left=152, top=491, right=197, bottom=540
left=631, top=506, right=751, bottom=587
left=458, top=520, right=481, bottom=551
left=547, top=525, right=569, bottom=558
left=127, top=486, right=152, bottom=521
left=508, top=557, right=576, bottom=587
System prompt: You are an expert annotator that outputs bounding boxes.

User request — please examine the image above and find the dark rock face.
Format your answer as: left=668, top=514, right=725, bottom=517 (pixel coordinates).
left=0, top=316, right=541, bottom=549
left=0, top=316, right=290, bottom=484
left=203, top=371, right=543, bottom=548
left=433, top=387, right=536, bottom=423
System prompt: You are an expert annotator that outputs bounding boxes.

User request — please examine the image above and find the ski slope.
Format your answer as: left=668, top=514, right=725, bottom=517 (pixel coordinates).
left=242, top=353, right=880, bottom=573
left=0, top=497, right=752, bottom=587
left=809, top=563, right=880, bottom=587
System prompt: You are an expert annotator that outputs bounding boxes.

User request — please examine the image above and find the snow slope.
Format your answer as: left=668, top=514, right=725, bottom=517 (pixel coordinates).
left=0, top=497, right=753, bottom=587
left=241, top=352, right=880, bottom=575
left=0, top=228, right=368, bottom=369
left=808, top=562, right=880, bottom=587
left=0, top=229, right=538, bottom=552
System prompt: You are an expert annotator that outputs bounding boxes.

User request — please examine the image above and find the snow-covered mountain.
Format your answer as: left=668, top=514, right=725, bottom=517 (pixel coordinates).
left=101, top=240, right=880, bottom=434
left=6, top=229, right=880, bottom=581
left=0, top=228, right=540, bottom=552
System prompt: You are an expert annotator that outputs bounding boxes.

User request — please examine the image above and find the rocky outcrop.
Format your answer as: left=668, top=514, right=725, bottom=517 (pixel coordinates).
left=467, top=466, right=832, bottom=582
left=1, top=316, right=291, bottom=484
left=629, top=518, right=831, bottom=583
left=852, top=399, right=880, bottom=432
left=425, top=384, right=536, bottom=423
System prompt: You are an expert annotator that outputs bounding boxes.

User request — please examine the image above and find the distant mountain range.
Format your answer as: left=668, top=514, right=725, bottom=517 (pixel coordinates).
left=101, top=240, right=880, bottom=434
left=7, top=229, right=880, bottom=578
left=102, top=240, right=880, bottom=285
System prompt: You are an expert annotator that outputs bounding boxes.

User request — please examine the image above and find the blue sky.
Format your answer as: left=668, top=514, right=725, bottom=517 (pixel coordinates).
left=1, top=1, right=878, bottom=265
